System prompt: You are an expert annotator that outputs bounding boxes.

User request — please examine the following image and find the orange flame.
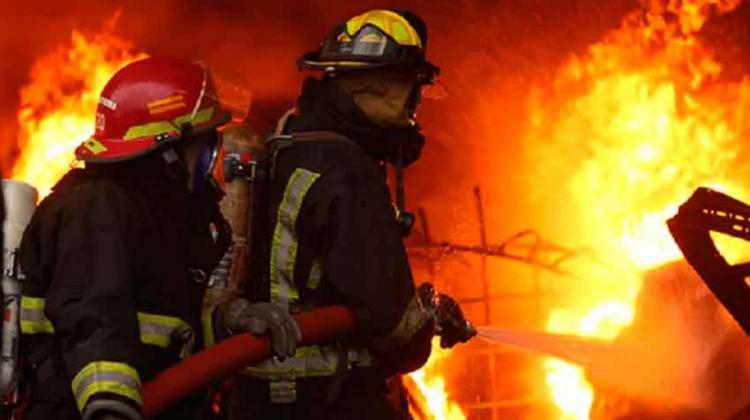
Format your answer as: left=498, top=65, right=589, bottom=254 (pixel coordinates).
left=408, top=339, right=467, bottom=420
left=527, top=0, right=748, bottom=418
left=12, top=27, right=145, bottom=196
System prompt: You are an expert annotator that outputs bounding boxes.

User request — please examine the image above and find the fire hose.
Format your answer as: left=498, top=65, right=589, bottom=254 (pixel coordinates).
left=142, top=289, right=477, bottom=417
left=142, top=305, right=356, bottom=418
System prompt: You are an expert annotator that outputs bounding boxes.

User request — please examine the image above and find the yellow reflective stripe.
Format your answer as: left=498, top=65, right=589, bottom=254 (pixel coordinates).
left=20, top=296, right=54, bottom=334
left=174, top=106, right=214, bottom=127
left=20, top=297, right=192, bottom=350
left=269, top=380, right=296, bottom=404
left=136, top=312, right=192, bottom=350
left=386, top=294, right=429, bottom=344
left=20, top=320, right=54, bottom=334
left=202, top=304, right=217, bottom=348
left=71, top=361, right=141, bottom=411
left=137, top=312, right=188, bottom=329
left=123, top=106, right=215, bottom=140
left=243, top=345, right=374, bottom=381
left=82, top=138, right=109, bottom=155
left=139, top=334, right=169, bottom=348
left=123, top=121, right=177, bottom=140
left=270, top=168, right=321, bottom=309
left=345, top=9, right=422, bottom=47
left=21, top=296, right=45, bottom=310
left=306, top=259, right=323, bottom=290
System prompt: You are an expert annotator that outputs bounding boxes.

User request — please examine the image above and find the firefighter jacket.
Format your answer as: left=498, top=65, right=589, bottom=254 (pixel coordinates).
left=19, top=158, right=229, bottom=420
left=235, top=77, right=434, bottom=409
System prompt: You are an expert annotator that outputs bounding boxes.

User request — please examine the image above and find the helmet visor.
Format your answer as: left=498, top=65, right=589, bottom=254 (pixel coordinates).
left=193, top=131, right=226, bottom=197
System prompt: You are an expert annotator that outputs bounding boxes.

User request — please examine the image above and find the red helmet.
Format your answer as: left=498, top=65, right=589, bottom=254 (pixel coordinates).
left=75, top=57, right=231, bottom=163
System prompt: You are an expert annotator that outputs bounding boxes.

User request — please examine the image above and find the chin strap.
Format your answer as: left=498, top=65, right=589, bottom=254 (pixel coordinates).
left=393, top=145, right=415, bottom=237
left=668, top=187, right=750, bottom=336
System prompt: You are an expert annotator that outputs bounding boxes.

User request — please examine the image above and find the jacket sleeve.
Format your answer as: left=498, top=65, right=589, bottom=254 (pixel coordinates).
left=300, top=166, right=433, bottom=372
left=44, top=182, right=142, bottom=414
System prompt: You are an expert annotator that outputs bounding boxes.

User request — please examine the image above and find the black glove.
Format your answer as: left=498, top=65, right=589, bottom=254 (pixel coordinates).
left=82, top=398, right=142, bottom=420
left=417, top=283, right=476, bottom=349
left=217, top=299, right=301, bottom=358
left=434, top=293, right=476, bottom=348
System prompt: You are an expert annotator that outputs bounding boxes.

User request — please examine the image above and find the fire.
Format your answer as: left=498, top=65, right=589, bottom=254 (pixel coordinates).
left=527, top=0, right=749, bottom=418
left=12, top=25, right=144, bottom=196
left=407, top=339, right=466, bottom=420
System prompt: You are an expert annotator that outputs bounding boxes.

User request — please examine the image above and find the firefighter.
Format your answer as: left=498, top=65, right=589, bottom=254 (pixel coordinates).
left=228, top=9, right=474, bottom=420
left=18, top=57, right=300, bottom=420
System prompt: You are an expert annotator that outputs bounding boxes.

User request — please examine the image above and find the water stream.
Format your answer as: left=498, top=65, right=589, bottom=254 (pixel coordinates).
left=475, top=261, right=750, bottom=419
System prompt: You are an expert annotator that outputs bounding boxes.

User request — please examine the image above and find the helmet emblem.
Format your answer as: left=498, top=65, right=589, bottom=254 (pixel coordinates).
left=98, top=96, right=117, bottom=111
left=147, top=95, right=187, bottom=116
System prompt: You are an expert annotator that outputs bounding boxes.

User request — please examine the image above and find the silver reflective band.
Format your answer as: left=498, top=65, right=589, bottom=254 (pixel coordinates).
left=269, top=380, right=296, bottom=404
left=244, top=345, right=374, bottom=381
left=20, top=297, right=194, bottom=354
left=71, top=361, right=141, bottom=411
left=270, top=168, right=321, bottom=310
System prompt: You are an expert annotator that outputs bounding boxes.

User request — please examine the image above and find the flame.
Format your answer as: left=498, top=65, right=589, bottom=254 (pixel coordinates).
left=528, top=0, right=749, bottom=418
left=12, top=27, right=145, bottom=196
left=407, top=339, right=467, bottom=420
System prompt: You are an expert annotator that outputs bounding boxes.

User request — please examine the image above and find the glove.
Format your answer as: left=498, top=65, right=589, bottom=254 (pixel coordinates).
left=82, top=398, right=142, bottom=420
left=416, top=283, right=476, bottom=349
left=217, top=298, right=301, bottom=358
left=434, top=292, right=476, bottom=348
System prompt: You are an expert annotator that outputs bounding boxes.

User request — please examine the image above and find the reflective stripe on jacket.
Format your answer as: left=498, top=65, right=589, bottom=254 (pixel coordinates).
left=244, top=134, right=431, bottom=403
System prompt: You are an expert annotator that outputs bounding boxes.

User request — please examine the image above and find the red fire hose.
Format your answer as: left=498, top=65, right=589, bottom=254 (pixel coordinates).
left=141, top=305, right=356, bottom=418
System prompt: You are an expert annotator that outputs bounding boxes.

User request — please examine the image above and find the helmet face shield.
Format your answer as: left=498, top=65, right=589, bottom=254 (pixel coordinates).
left=321, top=24, right=401, bottom=61
left=192, top=130, right=225, bottom=197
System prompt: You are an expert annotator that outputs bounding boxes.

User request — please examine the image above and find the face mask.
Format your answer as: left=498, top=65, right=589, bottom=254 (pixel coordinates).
left=192, top=131, right=225, bottom=197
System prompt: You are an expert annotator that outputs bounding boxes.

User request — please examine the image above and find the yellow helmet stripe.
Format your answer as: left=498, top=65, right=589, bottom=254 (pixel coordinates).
left=122, top=106, right=216, bottom=141
left=345, top=10, right=422, bottom=47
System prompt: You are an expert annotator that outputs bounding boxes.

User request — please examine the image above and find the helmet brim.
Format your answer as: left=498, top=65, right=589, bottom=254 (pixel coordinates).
left=297, top=52, right=440, bottom=82
left=298, top=52, right=391, bottom=71
left=75, top=108, right=232, bottom=163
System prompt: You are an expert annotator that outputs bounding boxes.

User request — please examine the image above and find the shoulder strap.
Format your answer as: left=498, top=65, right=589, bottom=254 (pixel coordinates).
left=266, top=130, right=357, bottom=150
left=265, top=131, right=361, bottom=180
left=290, top=131, right=355, bottom=146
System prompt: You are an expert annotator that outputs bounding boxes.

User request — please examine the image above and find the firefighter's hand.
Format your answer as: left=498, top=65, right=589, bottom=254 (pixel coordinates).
left=416, top=283, right=476, bottom=348
left=219, top=298, right=301, bottom=358
left=434, top=293, right=477, bottom=349
left=82, top=398, right=142, bottom=420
